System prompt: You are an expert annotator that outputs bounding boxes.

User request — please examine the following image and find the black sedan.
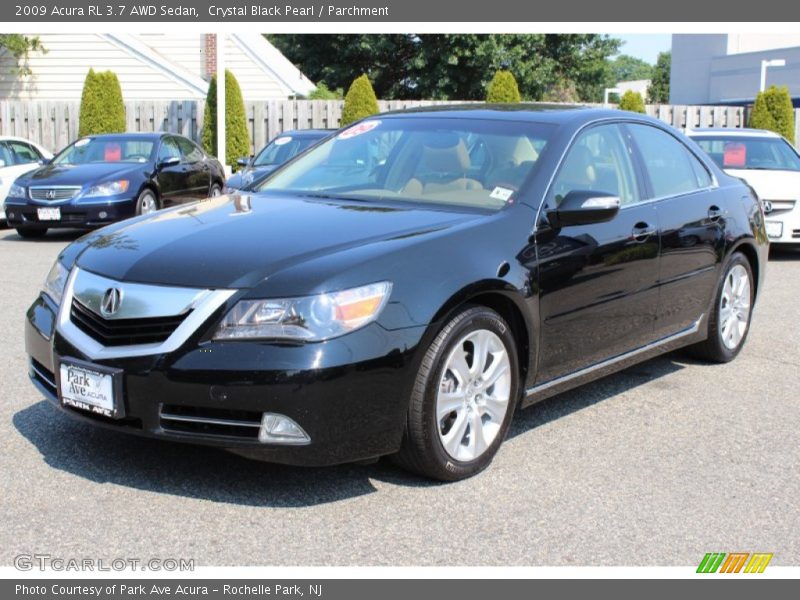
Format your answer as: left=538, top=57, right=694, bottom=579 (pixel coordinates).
left=5, top=133, right=225, bottom=238
left=224, top=129, right=333, bottom=192
left=25, top=106, right=767, bottom=481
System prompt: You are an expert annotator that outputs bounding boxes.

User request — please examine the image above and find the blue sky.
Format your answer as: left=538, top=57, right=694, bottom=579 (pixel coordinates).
left=615, top=34, right=672, bottom=64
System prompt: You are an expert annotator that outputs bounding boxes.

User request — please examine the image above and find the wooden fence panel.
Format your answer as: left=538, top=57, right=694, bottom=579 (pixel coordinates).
left=0, top=99, right=774, bottom=155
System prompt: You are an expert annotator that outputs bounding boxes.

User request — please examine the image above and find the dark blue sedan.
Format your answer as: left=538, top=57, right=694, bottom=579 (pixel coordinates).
left=224, top=129, right=333, bottom=192
left=4, top=133, right=226, bottom=238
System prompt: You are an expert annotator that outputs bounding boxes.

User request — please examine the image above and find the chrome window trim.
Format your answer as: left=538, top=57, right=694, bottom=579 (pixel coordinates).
left=525, top=316, right=702, bottom=397
left=57, top=267, right=237, bottom=360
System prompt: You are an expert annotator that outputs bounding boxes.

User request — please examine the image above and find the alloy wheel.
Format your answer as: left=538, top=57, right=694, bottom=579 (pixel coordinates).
left=436, top=329, right=512, bottom=461
left=139, top=193, right=157, bottom=214
left=719, top=263, right=751, bottom=350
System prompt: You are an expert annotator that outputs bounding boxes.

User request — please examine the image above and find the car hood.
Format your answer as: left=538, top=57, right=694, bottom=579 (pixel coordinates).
left=724, top=168, right=800, bottom=200
left=72, top=193, right=482, bottom=289
left=16, top=162, right=145, bottom=187
left=226, top=165, right=278, bottom=189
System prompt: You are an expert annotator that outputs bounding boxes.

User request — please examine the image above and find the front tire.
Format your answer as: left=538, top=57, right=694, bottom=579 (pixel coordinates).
left=209, top=182, right=222, bottom=197
left=688, top=252, right=754, bottom=363
left=135, top=189, right=159, bottom=216
left=393, top=306, right=520, bottom=481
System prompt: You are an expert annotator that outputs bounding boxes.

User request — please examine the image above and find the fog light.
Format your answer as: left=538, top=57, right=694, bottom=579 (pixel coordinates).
left=258, top=413, right=310, bottom=445
left=99, top=211, right=108, bottom=219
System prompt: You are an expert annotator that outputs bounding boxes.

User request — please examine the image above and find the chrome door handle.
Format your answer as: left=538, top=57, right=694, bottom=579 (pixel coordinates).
left=631, top=223, right=656, bottom=242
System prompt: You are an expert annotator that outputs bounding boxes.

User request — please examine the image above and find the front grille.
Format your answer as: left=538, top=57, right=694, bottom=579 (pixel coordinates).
left=30, top=359, right=57, bottom=397
left=29, top=186, right=81, bottom=201
left=70, top=299, right=190, bottom=346
left=793, top=229, right=800, bottom=239
left=160, top=404, right=262, bottom=440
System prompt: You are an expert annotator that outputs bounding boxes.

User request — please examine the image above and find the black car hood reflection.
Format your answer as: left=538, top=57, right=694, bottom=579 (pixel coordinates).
left=75, top=193, right=480, bottom=289
left=16, top=162, right=146, bottom=187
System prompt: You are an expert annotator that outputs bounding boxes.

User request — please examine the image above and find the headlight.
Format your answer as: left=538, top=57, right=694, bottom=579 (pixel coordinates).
left=9, top=183, right=26, bottom=198
left=43, top=261, right=70, bottom=305
left=85, top=180, right=130, bottom=197
left=214, top=282, right=392, bottom=341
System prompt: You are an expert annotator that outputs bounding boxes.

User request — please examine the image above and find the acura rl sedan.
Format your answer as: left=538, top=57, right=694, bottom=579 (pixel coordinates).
left=25, top=106, right=768, bottom=480
left=5, top=133, right=225, bottom=238
left=688, top=128, right=800, bottom=246
left=224, top=129, right=333, bottom=193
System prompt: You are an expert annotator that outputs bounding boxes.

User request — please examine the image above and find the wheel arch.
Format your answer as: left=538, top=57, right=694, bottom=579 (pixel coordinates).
left=728, top=239, right=761, bottom=301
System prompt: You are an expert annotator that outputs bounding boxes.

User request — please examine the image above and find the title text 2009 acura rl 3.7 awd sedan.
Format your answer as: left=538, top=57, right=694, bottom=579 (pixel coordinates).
left=25, top=106, right=767, bottom=481
left=5, top=133, right=225, bottom=238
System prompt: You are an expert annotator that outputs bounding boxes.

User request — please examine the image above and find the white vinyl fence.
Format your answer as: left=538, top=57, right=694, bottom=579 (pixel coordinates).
left=0, top=99, right=793, bottom=157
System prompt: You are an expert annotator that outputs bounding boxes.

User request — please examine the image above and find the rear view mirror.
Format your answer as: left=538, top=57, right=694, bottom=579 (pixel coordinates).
left=158, top=156, right=181, bottom=169
left=547, top=190, right=620, bottom=228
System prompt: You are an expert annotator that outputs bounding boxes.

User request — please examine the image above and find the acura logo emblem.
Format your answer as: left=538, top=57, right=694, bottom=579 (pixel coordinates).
left=762, top=200, right=773, bottom=214
left=45, top=189, right=56, bottom=200
left=100, top=287, right=123, bottom=317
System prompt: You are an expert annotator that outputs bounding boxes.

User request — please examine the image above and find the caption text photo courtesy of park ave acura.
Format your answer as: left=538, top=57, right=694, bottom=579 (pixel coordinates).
left=24, top=105, right=768, bottom=481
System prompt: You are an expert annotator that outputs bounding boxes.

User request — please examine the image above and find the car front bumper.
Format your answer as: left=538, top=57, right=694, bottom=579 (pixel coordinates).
left=4, top=198, right=137, bottom=229
left=764, top=204, right=800, bottom=244
left=25, top=292, right=426, bottom=466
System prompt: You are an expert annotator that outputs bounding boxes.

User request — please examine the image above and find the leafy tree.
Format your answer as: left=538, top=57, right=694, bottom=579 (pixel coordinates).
left=541, top=77, right=580, bottom=103
left=750, top=85, right=795, bottom=143
left=267, top=34, right=621, bottom=102
left=618, top=90, right=646, bottom=113
left=201, top=69, right=251, bottom=169
left=0, top=34, right=45, bottom=75
left=486, top=70, right=521, bottom=103
left=78, top=69, right=126, bottom=136
left=609, top=54, right=653, bottom=83
left=341, top=74, right=380, bottom=125
left=647, top=51, right=671, bottom=104
left=307, top=82, right=342, bottom=100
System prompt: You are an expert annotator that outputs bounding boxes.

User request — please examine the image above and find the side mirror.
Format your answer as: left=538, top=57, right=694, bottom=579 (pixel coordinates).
left=547, top=190, right=620, bottom=228
left=236, top=157, right=250, bottom=167
left=158, top=156, right=181, bottom=169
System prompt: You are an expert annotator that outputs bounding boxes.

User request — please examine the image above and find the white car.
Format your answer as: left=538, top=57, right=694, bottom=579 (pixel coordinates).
left=0, top=136, right=54, bottom=224
left=688, top=128, right=800, bottom=245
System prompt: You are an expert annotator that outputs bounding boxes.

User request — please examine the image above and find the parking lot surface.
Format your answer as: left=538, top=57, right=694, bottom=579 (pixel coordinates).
left=1, top=227, right=798, bottom=566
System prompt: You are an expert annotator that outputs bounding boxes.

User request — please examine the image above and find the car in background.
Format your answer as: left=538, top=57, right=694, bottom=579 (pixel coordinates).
left=0, top=136, right=53, bottom=225
left=26, top=107, right=767, bottom=481
left=688, top=128, right=800, bottom=245
left=4, top=132, right=225, bottom=238
left=224, top=129, right=333, bottom=192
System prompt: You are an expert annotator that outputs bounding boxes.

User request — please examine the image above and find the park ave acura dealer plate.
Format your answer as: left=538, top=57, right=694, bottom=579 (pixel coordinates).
left=58, top=359, right=124, bottom=418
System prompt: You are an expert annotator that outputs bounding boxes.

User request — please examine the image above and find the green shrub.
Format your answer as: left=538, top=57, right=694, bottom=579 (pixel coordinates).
left=201, top=69, right=251, bottom=169
left=78, top=68, right=126, bottom=136
left=340, top=74, right=379, bottom=126
left=308, top=81, right=342, bottom=100
left=618, top=90, right=646, bottom=114
left=750, top=85, right=795, bottom=143
left=542, top=77, right=580, bottom=103
left=486, top=70, right=521, bottom=103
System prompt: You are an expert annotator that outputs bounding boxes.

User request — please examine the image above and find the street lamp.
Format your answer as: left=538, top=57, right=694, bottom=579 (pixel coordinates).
left=604, top=87, right=622, bottom=107
left=760, top=58, right=786, bottom=92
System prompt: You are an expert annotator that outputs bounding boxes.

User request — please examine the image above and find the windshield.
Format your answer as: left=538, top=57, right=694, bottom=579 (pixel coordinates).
left=53, top=137, right=155, bottom=165
left=692, top=136, right=800, bottom=171
left=253, top=135, right=325, bottom=166
left=255, top=117, right=555, bottom=210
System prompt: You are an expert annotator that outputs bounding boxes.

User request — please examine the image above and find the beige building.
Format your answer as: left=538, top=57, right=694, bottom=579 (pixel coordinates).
left=0, top=33, right=315, bottom=101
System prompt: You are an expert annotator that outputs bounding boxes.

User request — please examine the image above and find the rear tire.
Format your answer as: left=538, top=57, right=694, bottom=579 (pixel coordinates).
left=209, top=182, right=222, bottom=197
left=393, top=305, right=520, bottom=481
left=687, top=252, right=754, bottom=363
left=15, top=227, right=47, bottom=239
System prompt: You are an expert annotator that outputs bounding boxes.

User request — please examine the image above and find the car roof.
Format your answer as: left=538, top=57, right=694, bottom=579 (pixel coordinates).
left=687, top=127, right=782, bottom=138
left=375, top=103, right=627, bottom=126
left=78, top=132, right=166, bottom=140
left=0, top=135, right=44, bottom=144
left=280, top=129, right=333, bottom=136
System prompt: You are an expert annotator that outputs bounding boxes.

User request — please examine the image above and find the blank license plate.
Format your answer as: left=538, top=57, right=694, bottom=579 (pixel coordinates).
left=59, top=361, right=118, bottom=418
left=765, top=221, right=783, bottom=239
left=37, top=207, right=61, bottom=221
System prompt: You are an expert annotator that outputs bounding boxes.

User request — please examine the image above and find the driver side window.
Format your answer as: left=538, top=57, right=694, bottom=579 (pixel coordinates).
left=550, top=124, right=639, bottom=208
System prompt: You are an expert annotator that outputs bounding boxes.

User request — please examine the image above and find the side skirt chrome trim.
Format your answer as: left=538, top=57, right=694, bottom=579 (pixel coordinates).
left=525, top=316, right=703, bottom=397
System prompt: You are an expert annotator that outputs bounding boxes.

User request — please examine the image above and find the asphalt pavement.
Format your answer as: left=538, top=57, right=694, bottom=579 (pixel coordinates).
left=1, top=227, right=798, bottom=567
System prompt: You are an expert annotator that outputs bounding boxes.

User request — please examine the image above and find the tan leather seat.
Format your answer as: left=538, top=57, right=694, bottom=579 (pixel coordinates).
left=402, top=139, right=483, bottom=196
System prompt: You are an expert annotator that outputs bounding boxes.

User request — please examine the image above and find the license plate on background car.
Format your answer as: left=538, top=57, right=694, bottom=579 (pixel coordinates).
left=766, top=221, right=783, bottom=239
left=37, top=207, right=61, bottom=221
left=59, top=361, right=119, bottom=418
